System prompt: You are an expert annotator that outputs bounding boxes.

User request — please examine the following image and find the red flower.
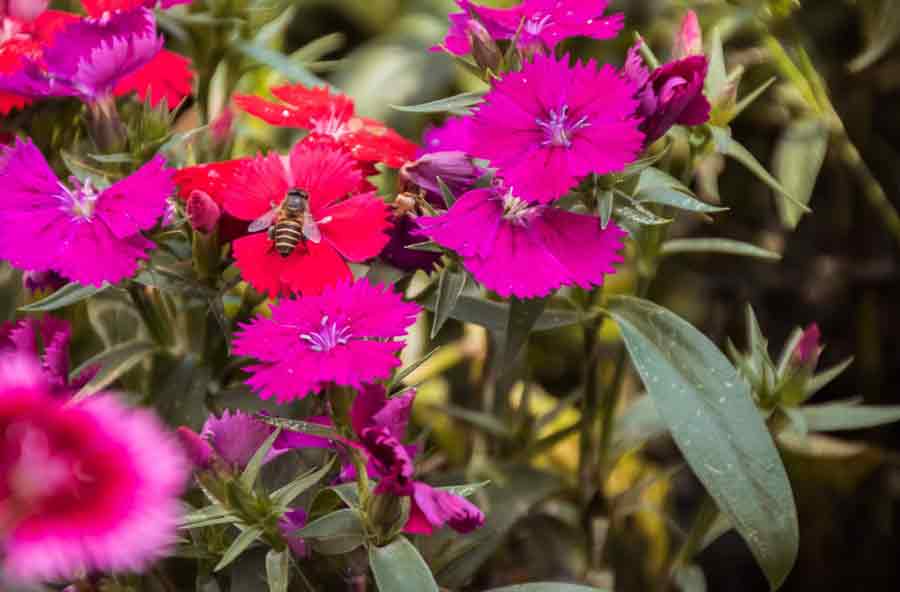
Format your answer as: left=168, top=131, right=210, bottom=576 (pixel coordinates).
left=219, top=144, right=392, bottom=297
left=113, top=49, right=194, bottom=109
left=173, top=158, right=252, bottom=243
left=234, top=84, right=417, bottom=169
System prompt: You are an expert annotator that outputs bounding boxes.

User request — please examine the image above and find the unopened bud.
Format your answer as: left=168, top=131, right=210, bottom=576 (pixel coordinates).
left=467, top=18, right=502, bottom=72
left=367, top=492, right=410, bottom=545
left=400, top=151, right=481, bottom=202
left=7, top=0, right=46, bottom=22
left=176, top=426, right=214, bottom=470
left=186, top=190, right=221, bottom=234
left=23, top=270, right=65, bottom=293
left=672, top=10, right=702, bottom=60
left=792, top=323, right=821, bottom=369
left=210, top=104, right=234, bottom=146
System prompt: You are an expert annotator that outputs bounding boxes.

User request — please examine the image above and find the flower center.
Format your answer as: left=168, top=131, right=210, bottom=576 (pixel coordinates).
left=535, top=104, right=590, bottom=148
left=501, top=190, right=538, bottom=224
left=311, top=107, right=350, bottom=140
left=524, top=13, right=553, bottom=35
left=58, top=177, right=100, bottom=220
left=300, top=315, right=353, bottom=352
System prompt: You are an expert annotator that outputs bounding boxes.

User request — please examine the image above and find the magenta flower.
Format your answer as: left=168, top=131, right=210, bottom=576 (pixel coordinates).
left=0, top=8, right=162, bottom=102
left=467, top=53, right=643, bottom=203
left=624, top=45, right=711, bottom=144
left=419, top=115, right=473, bottom=156
left=278, top=508, right=309, bottom=558
left=233, top=280, right=421, bottom=402
left=436, top=0, right=623, bottom=56
left=0, top=316, right=97, bottom=395
left=0, top=356, right=187, bottom=583
left=408, top=482, right=484, bottom=535
left=401, top=151, right=482, bottom=203
left=0, top=138, right=173, bottom=286
left=792, top=323, right=821, bottom=368
left=417, top=185, right=626, bottom=298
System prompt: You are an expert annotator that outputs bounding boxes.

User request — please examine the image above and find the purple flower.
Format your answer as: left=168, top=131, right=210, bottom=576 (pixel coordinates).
left=419, top=116, right=473, bottom=156
left=0, top=138, right=173, bottom=286
left=278, top=509, right=309, bottom=558
left=199, top=409, right=291, bottom=470
left=435, top=0, right=623, bottom=56
left=22, top=270, right=66, bottom=293
left=175, top=426, right=214, bottom=470
left=467, top=53, right=643, bottom=203
left=408, top=482, right=484, bottom=535
left=401, top=151, right=482, bottom=203
left=418, top=186, right=626, bottom=299
left=360, top=426, right=416, bottom=495
left=0, top=316, right=97, bottom=395
left=232, top=280, right=421, bottom=402
left=0, top=8, right=162, bottom=103
left=624, top=45, right=711, bottom=144
left=381, top=214, right=442, bottom=273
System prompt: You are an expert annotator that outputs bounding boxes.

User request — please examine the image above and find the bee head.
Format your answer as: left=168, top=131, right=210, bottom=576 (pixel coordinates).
left=284, top=188, right=309, bottom=211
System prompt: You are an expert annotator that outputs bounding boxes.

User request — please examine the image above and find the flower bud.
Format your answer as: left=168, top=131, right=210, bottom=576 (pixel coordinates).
left=176, top=426, right=214, bottom=470
left=7, top=0, right=46, bottom=22
left=368, top=492, right=410, bottom=545
left=210, top=104, right=234, bottom=146
left=186, top=190, right=221, bottom=234
left=791, top=323, right=821, bottom=369
left=467, top=18, right=502, bottom=72
left=278, top=508, right=309, bottom=558
left=400, top=151, right=481, bottom=203
left=672, top=10, right=702, bottom=60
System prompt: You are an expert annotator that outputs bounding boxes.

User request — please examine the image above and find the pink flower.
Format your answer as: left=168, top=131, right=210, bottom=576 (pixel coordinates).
left=278, top=508, right=309, bottom=558
left=436, top=0, right=623, bottom=56
left=232, top=280, right=421, bottom=402
left=417, top=186, right=626, bottom=298
left=792, top=323, right=821, bottom=368
left=0, top=356, right=187, bottom=583
left=0, top=316, right=97, bottom=395
left=5, top=0, right=48, bottom=23
left=467, top=53, right=643, bottom=203
left=175, top=426, right=214, bottom=470
left=0, top=138, right=173, bottom=286
left=419, top=115, right=472, bottom=156
left=624, top=45, right=711, bottom=144
left=672, top=10, right=703, bottom=60
left=407, top=482, right=484, bottom=535
left=185, top=189, right=221, bottom=234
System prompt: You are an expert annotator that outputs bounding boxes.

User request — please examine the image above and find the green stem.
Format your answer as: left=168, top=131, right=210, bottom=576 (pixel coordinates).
left=668, top=494, right=719, bottom=578
left=128, top=284, right=170, bottom=347
left=578, top=317, right=602, bottom=504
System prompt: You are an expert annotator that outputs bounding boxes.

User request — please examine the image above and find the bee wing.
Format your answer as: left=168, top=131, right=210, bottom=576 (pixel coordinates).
left=248, top=208, right=279, bottom=233
left=301, top=212, right=322, bottom=244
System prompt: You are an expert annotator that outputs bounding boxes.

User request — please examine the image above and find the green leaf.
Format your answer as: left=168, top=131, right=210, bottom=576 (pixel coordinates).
left=214, top=526, right=263, bottom=572
left=611, top=395, right=667, bottom=458
left=674, top=565, right=707, bottom=592
left=597, top=189, right=614, bottom=229
left=369, top=536, right=438, bottom=592
left=256, top=415, right=340, bottom=440
left=438, top=481, right=491, bottom=497
left=485, top=585, right=609, bottom=592
left=71, top=341, right=158, bottom=402
left=20, top=282, right=107, bottom=312
left=705, top=27, right=729, bottom=100
left=732, top=77, right=776, bottom=120
left=236, top=42, right=329, bottom=89
left=849, top=0, right=900, bottom=71
left=800, top=401, right=900, bottom=432
left=614, top=202, right=672, bottom=226
left=503, top=297, right=549, bottom=368
left=660, top=238, right=781, bottom=261
left=297, top=509, right=366, bottom=555
left=405, top=240, right=444, bottom=253
left=437, top=176, right=457, bottom=208
left=391, top=91, right=485, bottom=113
left=711, top=127, right=810, bottom=214
left=88, top=152, right=137, bottom=164
left=421, top=292, right=593, bottom=334
left=180, top=504, right=237, bottom=529
left=432, top=269, right=467, bottom=339
left=635, top=168, right=728, bottom=214
left=773, top=118, right=829, bottom=228
left=271, top=457, right=335, bottom=507
left=607, top=296, right=798, bottom=590
left=389, top=347, right=440, bottom=391
left=430, top=404, right=512, bottom=438
left=290, top=32, right=345, bottom=63
left=265, top=549, right=290, bottom=592
left=240, top=428, right=281, bottom=488
left=803, top=357, right=854, bottom=400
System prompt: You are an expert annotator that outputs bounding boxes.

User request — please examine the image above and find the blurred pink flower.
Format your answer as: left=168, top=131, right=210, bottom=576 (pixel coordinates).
left=0, top=138, right=173, bottom=286
left=435, top=0, right=623, bottom=56
left=233, top=280, right=420, bottom=402
left=792, top=323, right=821, bottom=367
left=672, top=10, right=703, bottom=60
left=0, top=356, right=187, bottom=583
left=467, top=53, right=643, bottom=203
left=417, top=186, right=626, bottom=298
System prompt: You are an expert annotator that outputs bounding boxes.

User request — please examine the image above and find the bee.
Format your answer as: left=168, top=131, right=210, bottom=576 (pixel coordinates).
left=248, top=189, right=329, bottom=257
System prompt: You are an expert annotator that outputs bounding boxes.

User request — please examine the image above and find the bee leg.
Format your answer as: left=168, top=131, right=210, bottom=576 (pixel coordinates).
left=268, top=226, right=275, bottom=240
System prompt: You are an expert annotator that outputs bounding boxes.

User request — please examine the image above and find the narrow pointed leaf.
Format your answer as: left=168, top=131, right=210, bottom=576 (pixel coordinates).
left=236, top=42, right=329, bottom=89
left=432, top=269, right=467, bottom=338
left=849, top=0, right=900, bottom=71
left=438, top=481, right=491, bottom=497
left=732, top=77, right=776, bottom=119
left=485, top=585, right=609, bottom=592
left=608, top=296, right=798, bottom=590
left=800, top=401, right=900, bottom=432
left=389, top=347, right=440, bottom=390
left=71, top=341, right=158, bottom=402
left=660, top=238, right=781, bottom=261
left=180, top=504, right=236, bottom=529
left=437, top=176, right=457, bottom=208
left=597, top=189, right=614, bottom=229
left=256, top=415, right=340, bottom=440
left=369, top=536, right=439, bottom=592
left=705, top=27, right=728, bottom=99
left=773, top=118, right=829, bottom=228
left=803, top=357, right=854, bottom=400
left=635, top=168, right=728, bottom=213
left=240, top=428, right=281, bottom=488
left=391, top=91, right=484, bottom=113
left=421, top=292, right=592, bottom=334
left=272, top=457, right=335, bottom=507
left=265, top=549, right=290, bottom=592
left=20, top=282, right=107, bottom=312
left=503, top=297, right=549, bottom=368
left=214, top=526, right=263, bottom=572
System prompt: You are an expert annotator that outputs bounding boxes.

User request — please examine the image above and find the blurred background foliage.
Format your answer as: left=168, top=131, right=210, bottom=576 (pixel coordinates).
left=7, top=0, right=900, bottom=590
